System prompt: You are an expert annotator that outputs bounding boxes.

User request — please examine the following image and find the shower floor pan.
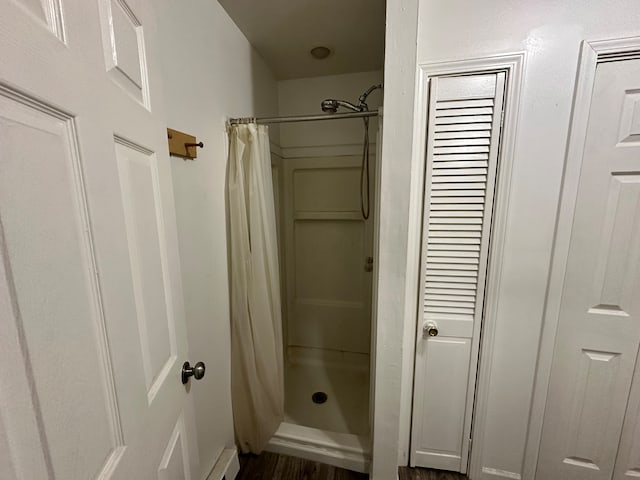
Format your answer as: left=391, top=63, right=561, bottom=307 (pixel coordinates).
left=267, top=422, right=370, bottom=473
left=266, top=347, right=371, bottom=473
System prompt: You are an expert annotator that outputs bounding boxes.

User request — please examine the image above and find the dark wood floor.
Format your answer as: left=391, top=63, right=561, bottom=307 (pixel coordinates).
left=236, top=452, right=366, bottom=480
left=236, top=452, right=467, bottom=479
left=398, top=466, right=467, bottom=480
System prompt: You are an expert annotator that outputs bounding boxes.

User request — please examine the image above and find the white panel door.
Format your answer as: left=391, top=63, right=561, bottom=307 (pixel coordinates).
left=0, top=1, right=199, bottom=479
left=410, top=72, right=505, bottom=472
left=537, top=59, right=640, bottom=480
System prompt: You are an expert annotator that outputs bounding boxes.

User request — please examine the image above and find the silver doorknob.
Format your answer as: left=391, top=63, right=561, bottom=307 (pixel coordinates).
left=423, top=322, right=438, bottom=338
left=182, top=361, right=206, bottom=384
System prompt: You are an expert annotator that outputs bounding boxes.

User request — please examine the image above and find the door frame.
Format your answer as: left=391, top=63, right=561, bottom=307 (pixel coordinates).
left=398, top=53, right=525, bottom=474
left=370, top=107, right=383, bottom=438
left=523, top=35, right=640, bottom=480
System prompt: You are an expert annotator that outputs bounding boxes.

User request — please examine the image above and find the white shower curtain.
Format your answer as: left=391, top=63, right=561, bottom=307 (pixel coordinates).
left=227, top=123, right=284, bottom=454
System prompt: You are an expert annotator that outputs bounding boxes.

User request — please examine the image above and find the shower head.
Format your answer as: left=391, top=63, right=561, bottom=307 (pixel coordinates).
left=321, top=99, right=339, bottom=113
left=321, top=99, right=361, bottom=113
left=320, top=83, right=384, bottom=114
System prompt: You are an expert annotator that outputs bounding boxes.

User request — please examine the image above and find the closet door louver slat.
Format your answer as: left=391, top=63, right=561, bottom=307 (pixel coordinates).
left=410, top=71, right=506, bottom=472
left=425, top=95, right=496, bottom=323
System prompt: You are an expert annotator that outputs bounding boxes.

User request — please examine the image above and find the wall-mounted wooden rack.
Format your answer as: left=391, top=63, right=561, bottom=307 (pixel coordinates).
left=167, top=128, right=204, bottom=160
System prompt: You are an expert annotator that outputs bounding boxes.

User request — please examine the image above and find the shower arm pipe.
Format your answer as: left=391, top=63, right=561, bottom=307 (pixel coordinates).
left=359, top=83, right=383, bottom=107
left=228, top=110, right=378, bottom=126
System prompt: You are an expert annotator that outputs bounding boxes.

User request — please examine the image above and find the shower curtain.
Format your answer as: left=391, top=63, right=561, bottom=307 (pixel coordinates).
left=227, top=123, right=284, bottom=454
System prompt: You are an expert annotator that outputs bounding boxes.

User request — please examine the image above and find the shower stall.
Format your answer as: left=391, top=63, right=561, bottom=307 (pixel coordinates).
left=229, top=80, right=383, bottom=472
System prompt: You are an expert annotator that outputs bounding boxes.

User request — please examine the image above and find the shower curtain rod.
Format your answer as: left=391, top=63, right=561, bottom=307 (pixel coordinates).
left=228, top=110, right=378, bottom=126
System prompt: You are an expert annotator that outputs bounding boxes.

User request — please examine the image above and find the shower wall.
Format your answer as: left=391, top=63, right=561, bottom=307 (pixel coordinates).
left=278, top=71, right=383, bottom=156
left=275, top=70, right=384, bottom=357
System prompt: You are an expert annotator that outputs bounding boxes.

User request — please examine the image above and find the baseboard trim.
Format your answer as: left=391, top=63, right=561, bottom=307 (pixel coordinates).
left=205, top=447, right=240, bottom=480
left=480, top=467, right=522, bottom=479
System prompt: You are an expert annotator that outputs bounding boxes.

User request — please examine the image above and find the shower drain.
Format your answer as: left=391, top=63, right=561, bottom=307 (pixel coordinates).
left=311, top=391, right=328, bottom=404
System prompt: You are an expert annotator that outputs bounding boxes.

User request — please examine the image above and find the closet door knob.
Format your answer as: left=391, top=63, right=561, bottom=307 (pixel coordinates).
left=182, top=361, right=206, bottom=384
left=423, top=322, right=439, bottom=338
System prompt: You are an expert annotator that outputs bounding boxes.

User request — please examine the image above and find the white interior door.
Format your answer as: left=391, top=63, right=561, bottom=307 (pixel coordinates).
left=410, top=72, right=505, bottom=472
left=537, top=58, right=640, bottom=480
left=0, top=1, right=200, bottom=479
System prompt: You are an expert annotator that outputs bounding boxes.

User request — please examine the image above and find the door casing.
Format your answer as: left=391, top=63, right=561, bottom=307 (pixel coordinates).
left=398, top=54, right=526, bottom=476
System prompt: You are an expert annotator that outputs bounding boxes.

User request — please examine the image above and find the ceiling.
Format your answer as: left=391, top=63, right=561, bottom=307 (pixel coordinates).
left=218, top=0, right=386, bottom=80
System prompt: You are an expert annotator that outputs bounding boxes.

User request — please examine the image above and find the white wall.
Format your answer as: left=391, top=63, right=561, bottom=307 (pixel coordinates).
left=375, top=1, right=640, bottom=479
left=154, top=3, right=279, bottom=479
left=417, top=3, right=640, bottom=479
left=370, top=1, right=419, bottom=479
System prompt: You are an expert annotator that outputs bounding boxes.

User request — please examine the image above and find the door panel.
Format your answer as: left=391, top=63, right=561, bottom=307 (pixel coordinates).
left=412, top=337, right=471, bottom=471
left=97, top=0, right=150, bottom=107
left=12, top=0, right=64, bottom=41
left=115, top=138, right=178, bottom=401
left=0, top=91, right=120, bottom=480
left=537, top=59, right=640, bottom=480
left=158, top=415, right=191, bottom=480
left=0, top=0, right=198, bottom=478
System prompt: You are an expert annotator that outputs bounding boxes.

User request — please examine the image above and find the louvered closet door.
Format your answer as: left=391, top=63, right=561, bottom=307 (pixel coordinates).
left=410, top=72, right=506, bottom=472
